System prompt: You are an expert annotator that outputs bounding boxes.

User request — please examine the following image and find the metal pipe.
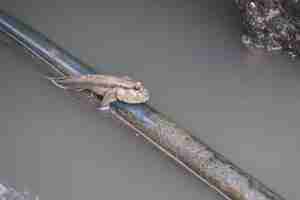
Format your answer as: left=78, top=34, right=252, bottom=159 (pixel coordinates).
left=0, top=9, right=286, bottom=200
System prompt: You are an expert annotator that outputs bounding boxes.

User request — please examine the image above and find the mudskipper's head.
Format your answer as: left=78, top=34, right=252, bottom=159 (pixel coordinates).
left=116, top=81, right=150, bottom=104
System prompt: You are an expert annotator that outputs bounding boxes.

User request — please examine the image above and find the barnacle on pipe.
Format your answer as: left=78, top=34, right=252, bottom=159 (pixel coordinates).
left=236, top=0, right=300, bottom=58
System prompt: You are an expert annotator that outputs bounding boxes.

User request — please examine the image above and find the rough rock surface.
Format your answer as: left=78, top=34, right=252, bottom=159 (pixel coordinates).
left=236, top=0, right=300, bottom=58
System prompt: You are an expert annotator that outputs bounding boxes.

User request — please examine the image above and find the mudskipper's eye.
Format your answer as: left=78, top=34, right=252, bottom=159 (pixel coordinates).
left=134, top=81, right=143, bottom=90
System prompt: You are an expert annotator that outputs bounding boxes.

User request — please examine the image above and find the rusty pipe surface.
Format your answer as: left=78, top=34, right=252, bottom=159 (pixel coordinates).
left=0, top=9, right=286, bottom=200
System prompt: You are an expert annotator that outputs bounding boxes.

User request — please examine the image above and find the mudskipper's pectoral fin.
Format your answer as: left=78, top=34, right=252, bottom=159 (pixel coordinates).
left=97, top=89, right=118, bottom=111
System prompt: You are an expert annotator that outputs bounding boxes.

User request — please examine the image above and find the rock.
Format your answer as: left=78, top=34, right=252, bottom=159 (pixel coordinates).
left=236, top=0, right=300, bottom=58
